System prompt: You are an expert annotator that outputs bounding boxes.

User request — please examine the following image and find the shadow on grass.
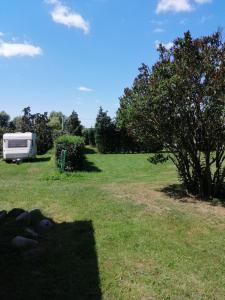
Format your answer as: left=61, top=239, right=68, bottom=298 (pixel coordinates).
left=160, top=184, right=190, bottom=202
left=82, top=158, right=102, bottom=173
left=23, top=156, right=51, bottom=163
left=34, top=156, right=51, bottom=163
left=84, top=147, right=97, bottom=154
left=161, top=184, right=225, bottom=204
left=0, top=216, right=102, bottom=300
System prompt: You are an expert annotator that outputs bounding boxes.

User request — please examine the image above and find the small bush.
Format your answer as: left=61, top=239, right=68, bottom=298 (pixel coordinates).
left=55, top=135, right=85, bottom=171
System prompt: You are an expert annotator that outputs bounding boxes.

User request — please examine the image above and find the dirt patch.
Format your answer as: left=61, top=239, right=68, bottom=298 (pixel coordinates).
left=162, top=190, right=225, bottom=218
left=102, top=182, right=225, bottom=218
left=102, top=182, right=166, bottom=214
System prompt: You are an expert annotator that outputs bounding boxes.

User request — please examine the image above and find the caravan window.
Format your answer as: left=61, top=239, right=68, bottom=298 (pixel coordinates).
left=8, top=140, right=28, bottom=148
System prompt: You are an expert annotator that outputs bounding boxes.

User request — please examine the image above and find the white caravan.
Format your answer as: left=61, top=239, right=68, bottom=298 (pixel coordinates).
left=3, top=132, right=37, bottom=161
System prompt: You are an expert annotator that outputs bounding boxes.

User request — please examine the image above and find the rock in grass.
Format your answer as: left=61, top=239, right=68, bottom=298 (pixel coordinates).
left=29, top=209, right=43, bottom=226
left=11, top=236, right=38, bottom=249
left=8, top=208, right=25, bottom=218
left=24, top=227, right=38, bottom=239
left=16, top=212, right=31, bottom=226
left=38, top=219, right=54, bottom=232
left=0, top=210, right=7, bottom=222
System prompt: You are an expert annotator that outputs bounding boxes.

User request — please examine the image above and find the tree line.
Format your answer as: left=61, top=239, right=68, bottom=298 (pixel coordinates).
left=0, top=108, right=83, bottom=156
left=0, top=105, right=162, bottom=157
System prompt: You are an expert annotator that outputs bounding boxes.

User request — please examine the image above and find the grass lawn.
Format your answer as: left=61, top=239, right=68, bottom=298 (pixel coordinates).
left=0, top=150, right=225, bottom=299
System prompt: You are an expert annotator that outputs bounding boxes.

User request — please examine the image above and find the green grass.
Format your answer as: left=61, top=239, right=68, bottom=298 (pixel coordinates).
left=0, top=150, right=225, bottom=299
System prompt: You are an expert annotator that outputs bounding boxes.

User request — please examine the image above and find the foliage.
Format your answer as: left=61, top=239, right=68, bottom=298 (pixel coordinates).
left=20, top=107, right=53, bottom=155
left=33, top=113, right=53, bottom=155
left=148, top=153, right=169, bottom=165
left=0, top=112, right=14, bottom=157
left=0, top=127, right=4, bottom=157
left=83, top=127, right=96, bottom=146
left=21, top=107, right=34, bottom=132
left=88, top=128, right=96, bottom=146
left=48, top=111, right=66, bottom=141
left=0, top=111, right=10, bottom=128
left=82, top=128, right=89, bottom=145
left=118, top=31, right=225, bottom=199
left=55, top=135, right=85, bottom=171
left=95, top=106, right=162, bottom=154
left=95, top=107, right=118, bottom=153
left=49, top=111, right=65, bottom=131
left=65, top=111, right=83, bottom=136
left=52, top=129, right=65, bottom=141
left=11, top=116, right=23, bottom=132
left=117, top=64, right=163, bottom=152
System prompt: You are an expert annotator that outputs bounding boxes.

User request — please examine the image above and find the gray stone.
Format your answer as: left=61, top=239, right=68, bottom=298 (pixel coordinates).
left=8, top=208, right=25, bottom=218
left=24, top=227, right=38, bottom=238
left=38, top=219, right=54, bottom=232
left=11, top=236, right=38, bottom=249
left=22, top=248, right=44, bottom=260
left=16, top=211, right=31, bottom=226
left=29, top=209, right=43, bottom=226
left=0, top=210, right=7, bottom=222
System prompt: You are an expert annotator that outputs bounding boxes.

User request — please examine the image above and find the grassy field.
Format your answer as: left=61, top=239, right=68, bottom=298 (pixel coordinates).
left=1, top=150, right=225, bottom=299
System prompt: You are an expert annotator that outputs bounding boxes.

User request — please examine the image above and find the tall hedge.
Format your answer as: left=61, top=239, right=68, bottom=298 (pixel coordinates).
left=0, top=128, right=4, bottom=158
left=55, top=135, right=85, bottom=171
left=95, top=107, right=118, bottom=153
left=88, top=128, right=96, bottom=146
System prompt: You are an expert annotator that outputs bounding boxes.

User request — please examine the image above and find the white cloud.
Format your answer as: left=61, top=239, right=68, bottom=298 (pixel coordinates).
left=156, top=0, right=192, bottom=13
left=194, top=0, right=212, bottom=3
left=0, top=32, right=4, bottom=37
left=46, top=0, right=89, bottom=34
left=155, top=40, right=173, bottom=50
left=78, top=86, right=93, bottom=92
left=46, top=0, right=59, bottom=4
left=0, top=41, right=42, bottom=58
left=156, top=0, right=212, bottom=13
left=153, top=28, right=165, bottom=33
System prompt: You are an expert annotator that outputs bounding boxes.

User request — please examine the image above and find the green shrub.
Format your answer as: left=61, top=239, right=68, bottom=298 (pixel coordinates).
left=0, top=128, right=3, bottom=158
left=55, top=135, right=85, bottom=171
left=82, top=128, right=89, bottom=145
left=88, top=128, right=96, bottom=146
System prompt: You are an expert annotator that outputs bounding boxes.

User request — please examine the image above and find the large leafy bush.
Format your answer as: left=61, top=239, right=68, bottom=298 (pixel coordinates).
left=118, top=31, right=225, bottom=199
left=55, top=135, right=85, bottom=171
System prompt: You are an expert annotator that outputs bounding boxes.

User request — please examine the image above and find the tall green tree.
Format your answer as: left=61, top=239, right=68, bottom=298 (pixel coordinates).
left=118, top=31, right=225, bottom=199
left=12, top=116, right=23, bottom=132
left=82, top=128, right=96, bottom=147
left=20, top=107, right=53, bottom=155
left=49, top=111, right=66, bottom=140
left=88, top=127, right=96, bottom=146
left=117, top=64, right=163, bottom=153
left=33, top=113, right=53, bottom=155
left=0, top=111, right=11, bottom=157
left=0, top=111, right=10, bottom=128
left=49, top=111, right=65, bottom=131
left=82, top=128, right=89, bottom=145
left=65, top=111, right=82, bottom=136
left=21, top=107, right=33, bottom=132
left=95, top=107, right=117, bottom=153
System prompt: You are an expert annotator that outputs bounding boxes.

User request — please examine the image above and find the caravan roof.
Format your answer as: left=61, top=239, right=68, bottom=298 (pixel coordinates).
left=3, top=132, right=35, bottom=140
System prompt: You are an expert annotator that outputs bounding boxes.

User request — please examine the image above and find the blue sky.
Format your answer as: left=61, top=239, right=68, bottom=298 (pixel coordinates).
left=0, top=0, right=224, bottom=127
